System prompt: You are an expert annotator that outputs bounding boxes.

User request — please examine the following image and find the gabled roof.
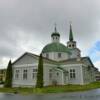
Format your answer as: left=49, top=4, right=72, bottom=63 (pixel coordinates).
left=57, top=67, right=68, bottom=73
left=81, top=57, right=95, bottom=67
left=12, top=52, right=95, bottom=68
left=12, top=52, right=58, bottom=65
left=59, top=56, right=95, bottom=67
left=12, top=52, right=37, bottom=65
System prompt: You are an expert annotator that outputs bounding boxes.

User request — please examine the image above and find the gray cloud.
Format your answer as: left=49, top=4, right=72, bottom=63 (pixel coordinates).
left=0, top=0, right=100, bottom=69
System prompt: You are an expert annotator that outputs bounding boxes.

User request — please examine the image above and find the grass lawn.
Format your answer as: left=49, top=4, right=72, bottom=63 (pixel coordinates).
left=0, top=81, right=100, bottom=94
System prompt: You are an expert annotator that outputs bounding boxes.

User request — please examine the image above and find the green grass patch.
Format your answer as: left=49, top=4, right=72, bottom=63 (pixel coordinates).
left=0, top=81, right=100, bottom=94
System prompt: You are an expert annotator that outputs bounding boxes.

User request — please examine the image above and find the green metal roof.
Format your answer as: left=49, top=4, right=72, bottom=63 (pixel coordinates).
left=42, top=42, right=71, bottom=54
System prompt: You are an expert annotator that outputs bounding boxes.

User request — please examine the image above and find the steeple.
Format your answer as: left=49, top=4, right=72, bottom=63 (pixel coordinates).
left=69, top=24, right=74, bottom=41
left=67, top=24, right=81, bottom=58
left=51, top=24, right=60, bottom=43
left=67, top=24, right=76, bottom=49
left=54, top=23, right=57, bottom=33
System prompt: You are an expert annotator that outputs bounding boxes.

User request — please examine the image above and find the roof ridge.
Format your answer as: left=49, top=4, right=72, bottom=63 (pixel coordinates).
left=12, top=52, right=58, bottom=65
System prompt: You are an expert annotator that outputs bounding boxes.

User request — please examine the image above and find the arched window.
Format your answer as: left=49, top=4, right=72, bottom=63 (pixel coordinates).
left=72, top=44, right=74, bottom=47
left=69, top=45, right=71, bottom=47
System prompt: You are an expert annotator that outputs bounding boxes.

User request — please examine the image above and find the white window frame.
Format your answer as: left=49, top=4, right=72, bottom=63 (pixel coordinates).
left=15, top=70, right=20, bottom=80
left=70, top=69, right=76, bottom=79
left=32, top=68, right=37, bottom=79
left=23, top=69, right=28, bottom=80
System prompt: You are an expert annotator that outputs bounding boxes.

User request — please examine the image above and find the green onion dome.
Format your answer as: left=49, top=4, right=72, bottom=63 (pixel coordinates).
left=51, top=32, right=60, bottom=37
left=42, top=42, right=71, bottom=54
left=51, top=25, right=60, bottom=37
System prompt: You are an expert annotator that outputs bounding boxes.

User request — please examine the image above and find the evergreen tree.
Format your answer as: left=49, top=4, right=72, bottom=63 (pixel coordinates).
left=4, top=60, right=12, bottom=87
left=36, top=53, right=43, bottom=88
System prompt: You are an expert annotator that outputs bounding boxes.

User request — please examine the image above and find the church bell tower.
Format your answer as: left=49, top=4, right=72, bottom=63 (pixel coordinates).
left=67, top=24, right=76, bottom=49
left=67, top=24, right=81, bottom=58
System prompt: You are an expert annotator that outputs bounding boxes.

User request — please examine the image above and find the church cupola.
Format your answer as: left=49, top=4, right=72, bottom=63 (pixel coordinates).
left=67, top=24, right=76, bottom=49
left=51, top=25, right=60, bottom=43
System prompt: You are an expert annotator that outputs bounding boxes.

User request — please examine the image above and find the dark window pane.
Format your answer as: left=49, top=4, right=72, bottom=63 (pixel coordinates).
left=58, top=53, right=61, bottom=58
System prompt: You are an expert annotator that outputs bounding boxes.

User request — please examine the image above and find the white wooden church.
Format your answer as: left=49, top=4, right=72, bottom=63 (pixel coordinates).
left=12, top=25, right=96, bottom=87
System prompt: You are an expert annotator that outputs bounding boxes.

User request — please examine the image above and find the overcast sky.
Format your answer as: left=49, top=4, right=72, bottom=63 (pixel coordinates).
left=0, top=0, right=100, bottom=70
